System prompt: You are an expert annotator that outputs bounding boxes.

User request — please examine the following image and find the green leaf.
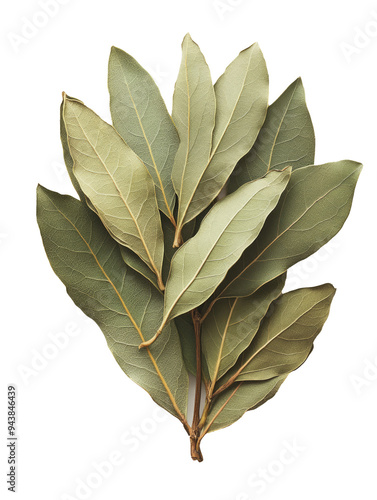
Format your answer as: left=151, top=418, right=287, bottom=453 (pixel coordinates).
left=36, top=186, right=189, bottom=423
left=216, top=160, right=362, bottom=300
left=108, top=46, right=179, bottom=222
left=174, top=313, right=210, bottom=377
left=174, top=314, right=197, bottom=375
left=233, top=284, right=336, bottom=381
left=119, top=213, right=177, bottom=289
left=62, top=95, right=165, bottom=289
left=152, top=168, right=291, bottom=343
left=171, top=34, right=216, bottom=244
left=161, top=214, right=177, bottom=284
left=202, top=274, right=286, bottom=383
left=60, top=95, right=85, bottom=201
left=174, top=43, right=269, bottom=233
left=229, top=78, right=315, bottom=191
left=201, top=377, right=286, bottom=434
left=120, top=246, right=160, bottom=291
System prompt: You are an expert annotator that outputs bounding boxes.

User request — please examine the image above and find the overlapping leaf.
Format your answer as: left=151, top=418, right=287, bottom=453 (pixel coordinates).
left=202, top=274, right=286, bottom=383
left=233, top=284, right=335, bottom=381
left=229, top=78, right=315, bottom=190
left=201, top=377, right=286, bottom=434
left=38, top=38, right=363, bottom=458
left=60, top=96, right=85, bottom=201
left=37, top=186, right=189, bottom=423
left=201, top=284, right=335, bottom=434
left=108, top=47, right=179, bottom=221
left=156, top=169, right=291, bottom=341
left=213, top=161, right=362, bottom=301
left=62, top=95, right=165, bottom=289
left=171, top=34, right=216, bottom=245
left=173, top=43, right=269, bottom=239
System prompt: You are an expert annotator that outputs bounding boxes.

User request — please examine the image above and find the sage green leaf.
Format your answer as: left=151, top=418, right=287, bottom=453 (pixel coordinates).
left=120, top=246, right=160, bottom=291
left=62, top=95, right=165, bottom=289
left=60, top=95, right=85, bottom=201
left=229, top=78, right=315, bottom=191
left=216, top=160, right=362, bottom=300
left=202, top=274, right=286, bottom=384
left=161, top=214, right=177, bottom=284
left=171, top=34, right=216, bottom=244
left=108, top=47, right=179, bottom=221
left=232, top=284, right=336, bottom=382
left=36, top=186, right=189, bottom=422
left=158, top=168, right=291, bottom=335
left=120, top=214, right=177, bottom=289
left=202, top=376, right=286, bottom=434
left=175, top=43, right=269, bottom=234
left=174, top=313, right=210, bottom=377
left=174, top=314, right=196, bottom=375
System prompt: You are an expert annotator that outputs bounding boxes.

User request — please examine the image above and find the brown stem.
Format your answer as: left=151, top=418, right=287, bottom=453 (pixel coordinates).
left=190, top=434, right=203, bottom=461
left=212, top=373, right=238, bottom=398
left=191, top=309, right=202, bottom=430
left=190, top=308, right=203, bottom=461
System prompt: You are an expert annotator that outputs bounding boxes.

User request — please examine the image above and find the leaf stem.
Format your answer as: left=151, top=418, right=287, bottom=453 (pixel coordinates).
left=191, top=309, right=202, bottom=429
left=212, top=373, right=238, bottom=398
left=173, top=226, right=183, bottom=248
left=190, top=308, right=204, bottom=461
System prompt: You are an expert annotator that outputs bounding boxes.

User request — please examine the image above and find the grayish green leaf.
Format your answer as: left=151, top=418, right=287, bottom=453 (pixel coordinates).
left=235, top=284, right=336, bottom=381
left=160, top=169, right=291, bottom=330
left=217, top=161, right=362, bottom=300
left=36, top=186, right=189, bottom=421
left=175, top=43, right=269, bottom=232
left=174, top=313, right=197, bottom=375
left=171, top=34, right=216, bottom=243
left=63, top=95, right=165, bottom=289
left=108, top=47, right=179, bottom=221
left=202, top=274, right=286, bottom=383
left=120, top=246, right=160, bottom=290
left=60, top=95, right=85, bottom=201
left=161, top=214, right=177, bottom=284
left=229, top=78, right=315, bottom=191
left=202, top=377, right=286, bottom=434
left=119, top=213, right=177, bottom=289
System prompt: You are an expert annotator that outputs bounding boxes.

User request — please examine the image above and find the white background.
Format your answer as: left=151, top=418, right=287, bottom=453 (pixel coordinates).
left=1, top=0, right=376, bottom=499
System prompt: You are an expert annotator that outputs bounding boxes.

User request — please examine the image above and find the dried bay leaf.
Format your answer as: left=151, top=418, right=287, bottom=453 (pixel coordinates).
left=62, top=95, right=165, bottom=289
left=142, top=168, right=291, bottom=347
left=60, top=95, right=85, bottom=201
left=37, top=186, right=189, bottom=424
left=202, top=274, right=286, bottom=384
left=215, top=161, right=362, bottom=301
left=201, top=377, right=286, bottom=434
left=173, top=43, right=269, bottom=240
left=229, top=78, right=315, bottom=191
left=108, top=47, right=179, bottom=222
left=234, top=284, right=335, bottom=381
left=171, top=34, right=216, bottom=245
left=215, top=285, right=335, bottom=395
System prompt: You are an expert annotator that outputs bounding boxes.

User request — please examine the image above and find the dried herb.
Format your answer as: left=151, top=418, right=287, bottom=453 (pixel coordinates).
left=37, top=34, right=362, bottom=461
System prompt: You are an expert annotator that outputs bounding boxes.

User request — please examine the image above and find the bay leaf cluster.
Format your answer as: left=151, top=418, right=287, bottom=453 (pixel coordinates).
left=37, top=34, right=362, bottom=461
